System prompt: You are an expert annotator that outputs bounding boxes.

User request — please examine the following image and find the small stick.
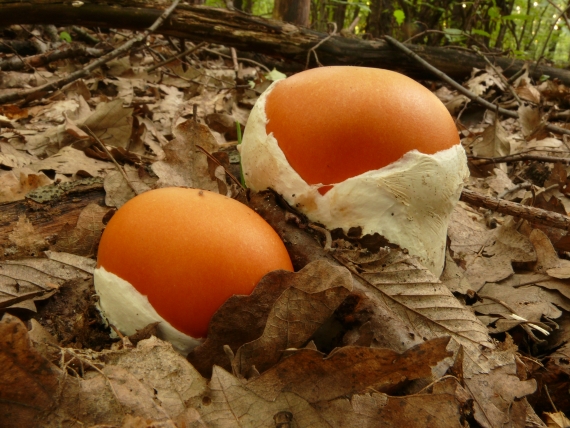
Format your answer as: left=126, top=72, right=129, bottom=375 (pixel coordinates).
left=469, top=154, right=570, bottom=165
left=195, top=144, right=245, bottom=190
left=146, top=41, right=208, bottom=73
left=383, top=35, right=570, bottom=137
left=306, top=23, right=337, bottom=69
left=460, top=188, right=570, bottom=231
left=85, top=127, right=139, bottom=195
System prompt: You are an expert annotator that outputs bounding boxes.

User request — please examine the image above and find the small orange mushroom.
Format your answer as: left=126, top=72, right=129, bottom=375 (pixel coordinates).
left=95, top=187, right=293, bottom=353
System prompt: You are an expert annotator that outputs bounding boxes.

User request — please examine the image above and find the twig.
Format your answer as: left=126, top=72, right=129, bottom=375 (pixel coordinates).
left=146, top=41, right=208, bottom=73
left=194, top=144, right=245, bottom=190
left=469, top=154, right=570, bottom=165
left=460, top=188, right=570, bottom=231
left=305, top=22, right=337, bottom=69
left=203, top=47, right=271, bottom=73
left=85, top=127, right=139, bottom=195
left=0, top=0, right=181, bottom=105
left=383, top=35, right=570, bottom=137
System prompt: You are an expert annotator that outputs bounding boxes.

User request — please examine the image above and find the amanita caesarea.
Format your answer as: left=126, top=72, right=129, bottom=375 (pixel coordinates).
left=94, top=187, right=293, bottom=354
left=240, top=66, right=469, bottom=276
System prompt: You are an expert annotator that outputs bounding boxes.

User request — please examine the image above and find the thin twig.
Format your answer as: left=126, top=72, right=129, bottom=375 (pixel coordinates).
left=468, top=153, right=570, bottom=165
left=195, top=144, right=245, bottom=190
left=146, top=41, right=208, bottom=73
left=460, top=188, right=570, bottom=231
left=0, top=0, right=181, bottom=105
left=306, top=22, right=337, bottom=69
left=85, top=127, right=139, bottom=195
left=383, top=35, right=570, bottom=137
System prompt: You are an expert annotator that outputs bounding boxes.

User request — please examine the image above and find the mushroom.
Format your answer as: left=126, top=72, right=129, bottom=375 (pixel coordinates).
left=240, top=66, right=468, bottom=276
left=94, top=187, right=293, bottom=354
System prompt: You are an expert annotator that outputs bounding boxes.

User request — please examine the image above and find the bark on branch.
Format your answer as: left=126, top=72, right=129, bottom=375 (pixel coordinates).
left=1, top=0, right=570, bottom=84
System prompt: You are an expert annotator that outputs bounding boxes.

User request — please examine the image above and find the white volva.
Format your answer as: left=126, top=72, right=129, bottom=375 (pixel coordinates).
left=240, top=82, right=469, bottom=276
left=94, top=266, right=201, bottom=355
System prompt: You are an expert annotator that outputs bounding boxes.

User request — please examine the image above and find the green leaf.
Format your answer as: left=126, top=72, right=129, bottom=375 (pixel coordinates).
left=265, top=68, right=287, bottom=81
left=444, top=28, right=463, bottom=35
left=59, top=31, right=72, bottom=42
left=393, top=9, right=405, bottom=25
left=471, top=29, right=491, bottom=38
left=487, top=6, right=501, bottom=19
left=503, top=14, right=531, bottom=21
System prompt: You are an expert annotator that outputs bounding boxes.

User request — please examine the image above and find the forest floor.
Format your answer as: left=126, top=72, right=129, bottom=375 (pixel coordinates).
left=2, top=6, right=570, bottom=428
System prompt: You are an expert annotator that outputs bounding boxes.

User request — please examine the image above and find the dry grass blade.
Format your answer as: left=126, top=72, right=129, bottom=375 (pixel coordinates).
left=335, top=248, right=493, bottom=375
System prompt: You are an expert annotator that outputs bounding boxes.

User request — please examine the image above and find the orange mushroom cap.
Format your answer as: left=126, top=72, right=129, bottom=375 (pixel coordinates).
left=96, top=187, right=293, bottom=339
left=265, top=66, right=459, bottom=186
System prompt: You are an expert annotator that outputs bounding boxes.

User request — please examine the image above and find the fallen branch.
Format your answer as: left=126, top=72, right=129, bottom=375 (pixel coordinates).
left=460, top=188, right=570, bottom=231
left=468, top=154, right=570, bottom=165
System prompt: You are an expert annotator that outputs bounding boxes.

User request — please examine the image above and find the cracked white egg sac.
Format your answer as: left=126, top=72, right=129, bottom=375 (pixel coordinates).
left=240, top=68, right=469, bottom=276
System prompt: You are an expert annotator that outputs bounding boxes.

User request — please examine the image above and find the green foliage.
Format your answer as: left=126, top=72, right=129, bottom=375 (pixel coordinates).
left=393, top=9, right=405, bottom=25
left=59, top=31, right=72, bottom=42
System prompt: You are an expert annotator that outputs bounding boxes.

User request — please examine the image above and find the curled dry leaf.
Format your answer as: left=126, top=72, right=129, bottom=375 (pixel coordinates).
left=188, top=260, right=352, bottom=378
left=315, top=377, right=469, bottom=428
left=232, top=259, right=352, bottom=377
left=529, top=229, right=570, bottom=300
left=245, top=336, right=451, bottom=403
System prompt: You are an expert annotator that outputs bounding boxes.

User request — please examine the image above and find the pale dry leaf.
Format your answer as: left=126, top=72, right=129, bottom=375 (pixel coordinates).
left=104, top=165, right=157, bottom=208
left=81, top=99, right=134, bottom=149
left=338, top=247, right=493, bottom=376
left=544, top=412, right=570, bottom=428
left=440, top=250, right=472, bottom=294
left=189, top=366, right=330, bottom=427
left=0, top=256, right=91, bottom=309
left=515, top=80, right=541, bottom=104
left=150, top=84, right=184, bottom=132
left=518, top=104, right=542, bottom=138
left=246, top=337, right=451, bottom=403
left=0, top=168, right=52, bottom=203
left=465, top=336, right=537, bottom=428
left=486, top=168, right=519, bottom=197
left=232, top=260, right=353, bottom=376
left=28, top=146, right=114, bottom=177
left=45, top=250, right=97, bottom=274
left=151, top=119, right=218, bottom=191
left=103, top=337, right=207, bottom=419
left=314, top=379, right=467, bottom=428
left=7, top=214, right=48, bottom=257
left=471, top=118, right=510, bottom=172
left=448, top=202, right=490, bottom=258
left=475, top=282, right=562, bottom=333
left=465, top=225, right=536, bottom=289
left=466, top=68, right=505, bottom=97
left=24, top=123, right=75, bottom=158
left=0, top=141, right=36, bottom=168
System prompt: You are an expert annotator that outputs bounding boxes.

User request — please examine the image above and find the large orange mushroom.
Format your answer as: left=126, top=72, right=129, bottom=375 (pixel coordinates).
left=94, top=187, right=293, bottom=354
left=240, top=66, right=469, bottom=276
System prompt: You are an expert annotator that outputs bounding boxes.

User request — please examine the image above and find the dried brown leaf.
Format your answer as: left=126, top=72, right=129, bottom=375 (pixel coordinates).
left=53, top=203, right=110, bottom=256
left=338, top=247, right=493, bottom=375
left=0, top=314, right=61, bottom=428
left=151, top=119, right=218, bottom=190
left=81, top=99, right=134, bottom=149
left=188, top=260, right=352, bottom=378
left=246, top=336, right=451, bottom=403
left=189, top=366, right=330, bottom=427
